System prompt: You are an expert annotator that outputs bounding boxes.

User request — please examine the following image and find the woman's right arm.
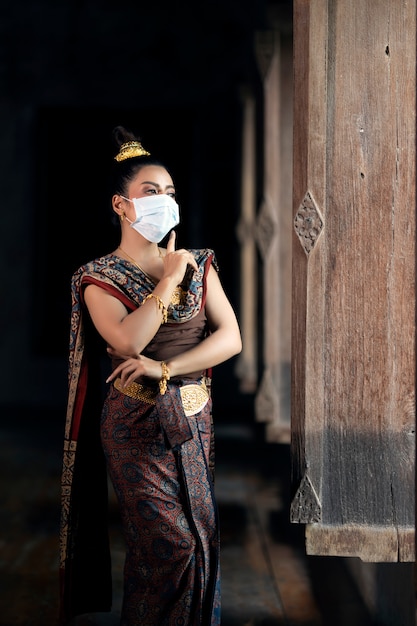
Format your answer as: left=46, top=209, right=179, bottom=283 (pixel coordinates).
left=83, top=276, right=176, bottom=357
left=83, top=233, right=198, bottom=356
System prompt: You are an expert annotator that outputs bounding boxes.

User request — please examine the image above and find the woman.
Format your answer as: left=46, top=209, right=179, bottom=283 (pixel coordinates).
left=59, top=125, right=242, bottom=625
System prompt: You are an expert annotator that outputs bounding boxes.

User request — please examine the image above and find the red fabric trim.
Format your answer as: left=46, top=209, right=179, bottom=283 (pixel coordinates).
left=69, top=277, right=137, bottom=442
left=70, top=362, right=88, bottom=442
left=201, top=253, right=213, bottom=309
left=202, top=253, right=214, bottom=379
left=81, top=276, right=137, bottom=311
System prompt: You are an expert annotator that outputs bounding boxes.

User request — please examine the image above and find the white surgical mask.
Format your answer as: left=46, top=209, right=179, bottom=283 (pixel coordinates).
left=122, top=194, right=180, bottom=243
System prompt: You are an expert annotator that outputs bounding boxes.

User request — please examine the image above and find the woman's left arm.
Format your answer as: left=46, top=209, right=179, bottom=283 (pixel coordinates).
left=106, top=265, right=242, bottom=386
left=166, top=264, right=242, bottom=377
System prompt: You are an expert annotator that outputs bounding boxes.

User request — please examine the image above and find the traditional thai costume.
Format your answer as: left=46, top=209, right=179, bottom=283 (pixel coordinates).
left=59, top=249, right=221, bottom=626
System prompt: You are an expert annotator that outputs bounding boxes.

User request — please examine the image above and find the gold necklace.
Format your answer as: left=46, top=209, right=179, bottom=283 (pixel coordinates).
left=118, top=246, right=162, bottom=275
left=118, top=246, right=147, bottom=274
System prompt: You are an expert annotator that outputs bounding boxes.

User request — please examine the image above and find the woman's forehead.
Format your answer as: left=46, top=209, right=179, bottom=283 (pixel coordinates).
left=135, top=164, right=172, bottom=183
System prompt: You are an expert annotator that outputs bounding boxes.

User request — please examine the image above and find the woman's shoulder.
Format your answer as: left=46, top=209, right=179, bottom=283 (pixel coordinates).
left=70, top=254, right=120, bottom=289
left=73, top=253, right=116, bottom=276
left=189, top=248, right=218, bottom=270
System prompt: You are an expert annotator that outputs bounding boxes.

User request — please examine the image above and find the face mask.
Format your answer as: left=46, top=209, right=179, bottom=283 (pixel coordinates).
left=122, top=194, right=180, bottom=243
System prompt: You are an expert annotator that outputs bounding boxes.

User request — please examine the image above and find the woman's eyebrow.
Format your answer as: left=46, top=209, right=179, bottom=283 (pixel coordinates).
left=140, top=181, right=175, bottom=191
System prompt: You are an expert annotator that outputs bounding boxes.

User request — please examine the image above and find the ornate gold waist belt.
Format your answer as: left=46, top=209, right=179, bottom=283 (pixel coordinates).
left=113, top=377, right=209, bottom=417
left=114, top=377, right=158, bottom=404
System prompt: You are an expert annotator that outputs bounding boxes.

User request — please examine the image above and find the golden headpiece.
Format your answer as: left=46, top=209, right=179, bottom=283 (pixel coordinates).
left=114, top=140, right=151, bottom=162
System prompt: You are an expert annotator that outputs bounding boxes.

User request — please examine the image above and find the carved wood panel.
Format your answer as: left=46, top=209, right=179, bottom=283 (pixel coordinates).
left=291, top=0, right=416, bottom=563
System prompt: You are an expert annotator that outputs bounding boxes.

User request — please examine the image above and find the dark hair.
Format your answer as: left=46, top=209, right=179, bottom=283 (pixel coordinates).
left=111, top=125, right=169, bottom=197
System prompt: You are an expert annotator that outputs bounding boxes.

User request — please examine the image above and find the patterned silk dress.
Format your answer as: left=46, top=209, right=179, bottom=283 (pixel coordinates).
left=59, top=250, right=221, bottom=626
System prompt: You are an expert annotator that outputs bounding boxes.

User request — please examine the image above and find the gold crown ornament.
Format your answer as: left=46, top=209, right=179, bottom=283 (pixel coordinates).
left=114, top=141, right=151, bottom=162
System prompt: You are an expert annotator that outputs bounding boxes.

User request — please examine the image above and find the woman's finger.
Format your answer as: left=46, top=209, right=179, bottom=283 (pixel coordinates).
left=106, top=359, right=135, bottom=382
left=166, top=230, right=176, bottom=254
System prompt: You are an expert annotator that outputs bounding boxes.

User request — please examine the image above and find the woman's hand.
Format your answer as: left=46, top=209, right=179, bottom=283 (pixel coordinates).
left=161, top=231, right=198, bottom=284
left=106, top=347, right=163, bottom=387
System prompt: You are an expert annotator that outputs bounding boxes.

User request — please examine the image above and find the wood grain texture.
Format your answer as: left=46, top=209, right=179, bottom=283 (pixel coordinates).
left=291, top=0, right=416, bottom=562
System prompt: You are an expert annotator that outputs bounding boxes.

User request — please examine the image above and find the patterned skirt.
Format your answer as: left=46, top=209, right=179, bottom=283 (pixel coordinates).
left=100, top=383, right=221, bottom=625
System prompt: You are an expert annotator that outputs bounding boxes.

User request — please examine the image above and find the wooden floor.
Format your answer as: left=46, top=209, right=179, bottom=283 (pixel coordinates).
left=0, top=407, right=373, bottom=626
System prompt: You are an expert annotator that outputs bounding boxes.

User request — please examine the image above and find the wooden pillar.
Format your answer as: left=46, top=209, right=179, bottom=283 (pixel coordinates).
left=291, top=0, right=416, bottom=567
left=235, top=87, right=258, bottom=394
left=255, top=23, right=293, bottom=443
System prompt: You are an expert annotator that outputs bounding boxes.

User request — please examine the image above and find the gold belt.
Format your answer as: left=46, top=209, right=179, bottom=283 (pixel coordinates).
left=114, top=377, right=158, bottom=404
left=113, top=377, right=209, bottom=417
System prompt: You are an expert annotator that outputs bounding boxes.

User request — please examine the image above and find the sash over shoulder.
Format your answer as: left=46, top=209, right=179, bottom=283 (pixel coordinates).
left=59, top=248, right=217, bottom=624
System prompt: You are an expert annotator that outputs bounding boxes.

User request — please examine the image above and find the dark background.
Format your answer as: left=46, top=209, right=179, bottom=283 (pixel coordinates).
left=1, top=0, right=292, bottom=413
left=0, top=5, right=300, bottom=623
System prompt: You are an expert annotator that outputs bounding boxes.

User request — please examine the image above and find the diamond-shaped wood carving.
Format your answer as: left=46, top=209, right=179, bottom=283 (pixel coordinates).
left=255, top=367, right=279, bottom=423
left=256, top=197, right=277, bottom=259
left=294, top=191, right=324, bottom=255
left=255, top=31, right=275, bottom=80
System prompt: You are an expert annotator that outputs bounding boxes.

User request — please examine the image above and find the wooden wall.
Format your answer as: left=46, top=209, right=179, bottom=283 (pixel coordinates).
left=291, top=0, right=416, bottom=564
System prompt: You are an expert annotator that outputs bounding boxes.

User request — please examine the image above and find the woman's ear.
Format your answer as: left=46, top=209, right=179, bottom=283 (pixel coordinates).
left=112, top=194, right=125, bottom=221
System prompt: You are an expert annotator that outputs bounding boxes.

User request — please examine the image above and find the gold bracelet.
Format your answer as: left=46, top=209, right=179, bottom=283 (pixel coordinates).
left=142, top=293, right=168, bottom=324
left=159, top=361, right=170, bottom=395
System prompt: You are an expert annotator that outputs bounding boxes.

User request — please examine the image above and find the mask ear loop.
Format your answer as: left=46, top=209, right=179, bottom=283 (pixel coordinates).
left=118, top=196, right=133, bottom=224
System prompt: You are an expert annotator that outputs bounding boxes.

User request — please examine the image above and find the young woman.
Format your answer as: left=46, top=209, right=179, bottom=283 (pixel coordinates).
left=59, top=125, right=242, bottom=625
